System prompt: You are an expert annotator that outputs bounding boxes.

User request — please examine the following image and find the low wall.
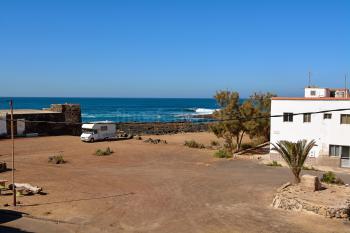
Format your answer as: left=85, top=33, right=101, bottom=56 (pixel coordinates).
left=269, top=152, right=341, bottom=168
left=116, top=122, right=212, bottom=135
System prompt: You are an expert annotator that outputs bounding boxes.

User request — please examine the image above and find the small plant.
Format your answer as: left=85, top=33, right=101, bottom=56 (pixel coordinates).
left=214, top=149, right=232, bottom=158
left=184, top=140, right=205, bottom=149
left=321, top=171, right=345, bottom=185
left=266, top=160, right=282, bottom=167
left=321, top=171, right=336, bottom=183
left=48, top=154, right=66, bottom=164
left=272, top=140, right=316, bottom=183
left=95, top=147, right=114, bottom=156
left=210, top=140, right=220, bottom=147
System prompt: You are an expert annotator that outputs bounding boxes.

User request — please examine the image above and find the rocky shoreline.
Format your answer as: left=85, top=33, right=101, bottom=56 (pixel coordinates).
left=116, top=121, right=213, bottom=135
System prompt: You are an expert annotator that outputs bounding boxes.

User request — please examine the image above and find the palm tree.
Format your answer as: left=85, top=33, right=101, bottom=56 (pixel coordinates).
left=272, top=140, right=316, bottom=183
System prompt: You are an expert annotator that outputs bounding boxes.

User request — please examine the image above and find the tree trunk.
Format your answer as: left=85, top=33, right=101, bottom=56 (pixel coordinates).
left=293, top=170, right=301, bottom=183
left=237, top=131, right=245, bottom=152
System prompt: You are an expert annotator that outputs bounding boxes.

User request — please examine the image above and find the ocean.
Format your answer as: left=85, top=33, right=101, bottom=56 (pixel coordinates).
left=0, top=97, right=218, bottom=123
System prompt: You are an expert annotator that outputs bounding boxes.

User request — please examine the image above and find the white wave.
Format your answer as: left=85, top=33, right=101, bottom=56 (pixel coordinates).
left=82, top=114, right=96, bottom=118
left=82, top=113, right=134, bottom=118
left=194, top=108, right=216, bottom=115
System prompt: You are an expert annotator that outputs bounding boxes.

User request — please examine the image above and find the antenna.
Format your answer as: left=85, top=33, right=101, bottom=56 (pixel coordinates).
left=345, top=73, right=348, bottom=98
left=308, top=71, right=312, bottom=87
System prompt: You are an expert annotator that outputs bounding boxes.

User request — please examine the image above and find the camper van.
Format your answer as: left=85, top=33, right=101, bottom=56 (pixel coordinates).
left=80, top=123, right=117, bottom=142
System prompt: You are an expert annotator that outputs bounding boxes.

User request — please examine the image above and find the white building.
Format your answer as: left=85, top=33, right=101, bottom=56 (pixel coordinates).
left=270, top=87, right=350, bottom=168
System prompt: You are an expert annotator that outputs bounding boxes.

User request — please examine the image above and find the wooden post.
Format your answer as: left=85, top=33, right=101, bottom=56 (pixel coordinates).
left=10, top=100, right=16, bottom=206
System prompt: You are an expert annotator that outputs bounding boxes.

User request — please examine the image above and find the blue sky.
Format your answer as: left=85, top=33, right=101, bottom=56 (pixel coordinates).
left=0, top=0, right=349, bottom=98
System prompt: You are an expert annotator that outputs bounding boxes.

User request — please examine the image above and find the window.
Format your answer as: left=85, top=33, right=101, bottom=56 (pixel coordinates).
left=324, top=113, right=332, bottom=119
left=283, top=113, right=293, bottom=122
left=340, top=114, right=350, bottom=124
left=310, top=91, right=316, bottom=96
left=303, top=113, right=311, bottom=123
left=329, top=145, right=350, bottom=158
left=336, top=91, right=345, bottom=98
left=329, top=145, right=341, bottom=156
left=101, top=126, right=108, bottom=131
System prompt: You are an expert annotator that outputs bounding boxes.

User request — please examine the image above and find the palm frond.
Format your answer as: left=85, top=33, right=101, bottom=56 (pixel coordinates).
left=272, top=139, right=316, bottom=183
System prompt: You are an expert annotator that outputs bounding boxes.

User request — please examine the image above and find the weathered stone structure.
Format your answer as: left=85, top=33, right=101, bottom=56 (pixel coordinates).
left=0, top=104, right=81, bottom=137
left=300, top=174, right=323, bottom=192
left=272, top=178, right=350, bottom=219
left=115, top=122, right=211, bottom=136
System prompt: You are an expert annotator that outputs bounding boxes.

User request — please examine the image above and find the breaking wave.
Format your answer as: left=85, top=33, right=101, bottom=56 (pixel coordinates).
left=185, top=108, right=217, bottom=115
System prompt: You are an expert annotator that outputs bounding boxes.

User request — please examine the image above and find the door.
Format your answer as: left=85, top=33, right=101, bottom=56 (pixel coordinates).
left=17, top=119, right=25, bottom=136
left=341, top=146, right=350, bottom=168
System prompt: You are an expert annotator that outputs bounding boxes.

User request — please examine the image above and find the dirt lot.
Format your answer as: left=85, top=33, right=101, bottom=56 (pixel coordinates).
left=0, top=133, right=349, bottom=233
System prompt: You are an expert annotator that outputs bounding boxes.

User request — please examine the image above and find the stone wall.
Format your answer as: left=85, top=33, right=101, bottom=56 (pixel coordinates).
left=4, top=104, right=82, bottom=137
left=272, top=182, right=350, bottom=219
left=50, top=104, right=81, bottom=123
left=269, top=152, right=341, bottom=168
left=116, top=122, right=212, bottom=135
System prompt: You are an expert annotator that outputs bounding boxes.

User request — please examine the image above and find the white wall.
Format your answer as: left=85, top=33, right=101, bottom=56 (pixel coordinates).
left=304, top=88, right=327, bottom=98
left=270, top=99, right=350, bottom=157
left=0, top=113, right=7, bottom=136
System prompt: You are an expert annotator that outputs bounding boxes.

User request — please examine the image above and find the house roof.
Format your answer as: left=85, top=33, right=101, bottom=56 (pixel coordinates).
left=305, top=87, right=349, bottom=91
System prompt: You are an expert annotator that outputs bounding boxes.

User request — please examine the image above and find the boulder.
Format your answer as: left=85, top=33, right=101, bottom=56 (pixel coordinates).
left=300, top=175, right=322, bottom=192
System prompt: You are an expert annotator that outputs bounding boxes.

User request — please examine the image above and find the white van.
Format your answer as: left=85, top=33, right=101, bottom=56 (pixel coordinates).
left=80, top=123, right=116, bottom=142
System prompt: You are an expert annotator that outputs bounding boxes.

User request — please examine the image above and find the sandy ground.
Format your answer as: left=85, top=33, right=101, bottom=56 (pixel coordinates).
left=0, top=132, right=350, bottom=233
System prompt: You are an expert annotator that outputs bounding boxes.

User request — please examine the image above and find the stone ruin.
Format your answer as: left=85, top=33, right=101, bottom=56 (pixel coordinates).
left=272, top=175, right=350, bottom=219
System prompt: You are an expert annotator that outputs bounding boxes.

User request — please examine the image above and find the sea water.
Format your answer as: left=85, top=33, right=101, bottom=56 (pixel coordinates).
left=0, top=97, right=218, bottom=123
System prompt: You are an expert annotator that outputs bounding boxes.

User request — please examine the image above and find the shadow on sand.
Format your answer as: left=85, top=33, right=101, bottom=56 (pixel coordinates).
left=0, top=209, right=33, bottom=233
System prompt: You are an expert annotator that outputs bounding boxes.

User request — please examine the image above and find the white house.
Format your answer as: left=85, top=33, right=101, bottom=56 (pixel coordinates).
left=270, top=87, right=350, bottom=168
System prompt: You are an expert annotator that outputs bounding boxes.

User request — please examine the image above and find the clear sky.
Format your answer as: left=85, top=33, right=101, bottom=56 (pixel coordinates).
left=0, top=0, right=349, bottom=98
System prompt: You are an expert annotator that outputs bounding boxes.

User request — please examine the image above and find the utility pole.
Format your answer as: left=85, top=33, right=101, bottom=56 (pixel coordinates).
left=10, top=100, right=16, bottom=206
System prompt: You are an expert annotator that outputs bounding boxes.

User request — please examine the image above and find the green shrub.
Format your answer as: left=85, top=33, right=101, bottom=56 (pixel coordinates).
left=321, top=171, right=336, bottom=183
left=321, top=171, right=344, bottom=185
left=210, top=140, right=220, bottom=147
left=266, top=160, right=282, bottom=167
left=184, top=140, right=205, bottom=149
left=95, top=147, right=114, bottom=156
left=48, top=154, right=66, bottom=164
left=214, top=149, right=232, bottom=158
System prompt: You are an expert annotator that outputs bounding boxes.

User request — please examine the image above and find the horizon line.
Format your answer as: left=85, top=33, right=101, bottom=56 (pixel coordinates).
left=0, top=96, right=219, bottom=99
